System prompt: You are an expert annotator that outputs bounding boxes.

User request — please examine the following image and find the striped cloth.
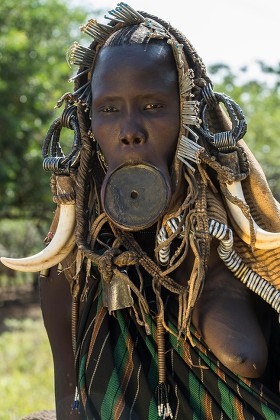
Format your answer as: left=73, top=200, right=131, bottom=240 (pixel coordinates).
left=74, top=281, right=280, bottom=420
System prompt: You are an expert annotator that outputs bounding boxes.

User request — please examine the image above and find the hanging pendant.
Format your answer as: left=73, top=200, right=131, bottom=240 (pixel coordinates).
left=102, top=269, right=134, bottom=313
left=156, top=316, right=173, bottom=419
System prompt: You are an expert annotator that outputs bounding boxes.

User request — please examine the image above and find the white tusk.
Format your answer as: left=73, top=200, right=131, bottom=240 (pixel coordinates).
left=0, top=204, right=76, bottom=272
left=225, top=181, right=280, bottom=249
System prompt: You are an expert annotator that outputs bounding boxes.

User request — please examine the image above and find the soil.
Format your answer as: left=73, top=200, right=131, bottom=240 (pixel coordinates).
left=0, top=282, right=42, bottom=333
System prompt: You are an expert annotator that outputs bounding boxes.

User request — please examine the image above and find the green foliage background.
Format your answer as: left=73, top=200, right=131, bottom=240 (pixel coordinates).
left=0, top=0, right=280, bottom=418
left=0, top=1, right=100, bottom=418
left=209, top=63, right=280, bottom=200
left=0, top=317, right=55, bottom=419
left=0, top=0, right=98, bottom=218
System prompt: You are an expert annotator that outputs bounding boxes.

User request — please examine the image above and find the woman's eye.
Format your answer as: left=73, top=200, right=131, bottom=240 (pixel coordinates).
left=101, top=106, right=118, bottom=113
left=144, top=104, right=163, bottom=110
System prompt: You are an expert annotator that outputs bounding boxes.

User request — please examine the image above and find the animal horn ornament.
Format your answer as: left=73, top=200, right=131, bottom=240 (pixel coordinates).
left=0, top=204, right=76, bottom=272
left=198, top=86, right=280, bottom=250
left=0, top=106, right=80, bottom=272
left=225, top=182, right=280, bottom=250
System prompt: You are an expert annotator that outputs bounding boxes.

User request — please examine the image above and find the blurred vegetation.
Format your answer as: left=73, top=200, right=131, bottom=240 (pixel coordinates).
left=209, top=62, right=280, bottom=200
left=0, top=0, right=102, bottom=219
left=0, top=317, right=55, bottom=419
left=0, top=1, right=103, bottom=418
left=0, top=217, right=50, bottom=287
left=0, top=218, right=49, bottom=256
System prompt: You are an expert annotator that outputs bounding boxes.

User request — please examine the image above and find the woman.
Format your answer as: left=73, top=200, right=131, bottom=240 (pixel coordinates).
left=2, top=3, right=280, bottom=419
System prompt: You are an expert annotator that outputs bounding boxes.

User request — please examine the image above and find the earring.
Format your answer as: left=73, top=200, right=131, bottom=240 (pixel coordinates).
left=96, top=144, right=108, bottom=172
left=88, top=129, right=96, bottom=141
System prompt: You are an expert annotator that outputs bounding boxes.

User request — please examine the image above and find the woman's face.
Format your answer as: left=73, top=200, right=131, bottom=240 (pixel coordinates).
left=91, top=43, right=180, bottom=173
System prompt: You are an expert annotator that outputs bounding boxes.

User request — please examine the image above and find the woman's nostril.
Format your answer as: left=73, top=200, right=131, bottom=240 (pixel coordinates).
left=121, top=137, right=143, bottom=145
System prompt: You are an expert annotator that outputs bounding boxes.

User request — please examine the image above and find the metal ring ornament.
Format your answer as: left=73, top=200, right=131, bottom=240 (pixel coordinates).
left=42, top=156, right=71, bottom=174
left=201, top=83, right=218, bottom=108
left=42, top=105, right=81, bottom=174
left=198, top=92, right=247, bottom=152
left=61, top=105, right=77, bottom=129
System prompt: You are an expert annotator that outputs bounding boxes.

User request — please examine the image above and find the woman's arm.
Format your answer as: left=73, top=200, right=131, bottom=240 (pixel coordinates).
left=39, top=266, right=80, bottom=420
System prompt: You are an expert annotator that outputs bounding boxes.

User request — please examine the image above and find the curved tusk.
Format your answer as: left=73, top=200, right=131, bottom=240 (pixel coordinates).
left=225, top=181, right=280, bottom=249
left=0, top=204, right=76, bottom=272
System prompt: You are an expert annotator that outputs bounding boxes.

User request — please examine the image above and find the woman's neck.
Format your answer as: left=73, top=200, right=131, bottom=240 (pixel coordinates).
left=133, top=225, right=157, bottom=259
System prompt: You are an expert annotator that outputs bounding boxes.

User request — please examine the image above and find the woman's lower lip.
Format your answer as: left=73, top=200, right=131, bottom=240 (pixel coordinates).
left=107, top=155, right=166, bottom=169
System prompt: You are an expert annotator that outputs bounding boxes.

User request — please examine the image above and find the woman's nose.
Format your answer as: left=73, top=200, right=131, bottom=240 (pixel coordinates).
left=119, top=117, right=147, bottom=146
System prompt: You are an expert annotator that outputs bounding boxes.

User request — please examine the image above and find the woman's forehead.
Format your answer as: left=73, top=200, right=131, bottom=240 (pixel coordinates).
left=93, top=43, right=177, bottom=77
left=91, top=44, right=178, bottom=97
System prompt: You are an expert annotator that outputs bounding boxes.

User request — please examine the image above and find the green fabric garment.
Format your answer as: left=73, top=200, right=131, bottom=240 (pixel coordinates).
left=74, top=281, right=280, bottom=420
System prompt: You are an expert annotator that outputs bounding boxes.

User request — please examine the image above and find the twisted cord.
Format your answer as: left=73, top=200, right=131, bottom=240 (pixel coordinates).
left=110, top=224, right=187, bottom=295
left=50, top=174, right=76, bottom=204
left=75, top=105, right=97, bottom=255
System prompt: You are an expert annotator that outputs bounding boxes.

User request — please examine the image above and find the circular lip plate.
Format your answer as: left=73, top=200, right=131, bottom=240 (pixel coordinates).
left=102, top=163, right=170, bottom=230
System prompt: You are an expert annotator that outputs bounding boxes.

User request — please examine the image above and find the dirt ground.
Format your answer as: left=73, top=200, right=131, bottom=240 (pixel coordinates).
left=0, top=282, right=42, bottom=333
